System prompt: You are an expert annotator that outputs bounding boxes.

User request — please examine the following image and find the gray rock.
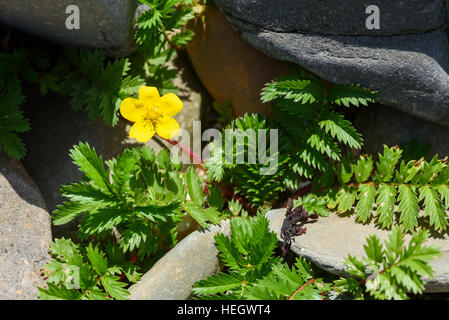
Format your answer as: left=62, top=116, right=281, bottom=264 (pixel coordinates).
left=355, top=104, right=449, bottom=158
left=216, top=0, right=447, bottom=36
left=266, top=209, right=449, bottom=292
left=0, top=153, right=52, bottom=299
left=21, top=53, right=208, bottom=239
left=213, top=0, right=449, bottom=126
left=0, top=0, right=140, bottom=56
left=129, top=220, right=230, bottom=300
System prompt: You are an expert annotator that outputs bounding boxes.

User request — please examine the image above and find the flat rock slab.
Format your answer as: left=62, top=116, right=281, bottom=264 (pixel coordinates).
left=214, top=0, right=449, bottom=126
left=0, top=0, right=139, bottom=56
left=0, top=154, right=52, bottom=299
left=266, top=209, right=449, bottom=292
left=129, top=221, right=230, bottom=300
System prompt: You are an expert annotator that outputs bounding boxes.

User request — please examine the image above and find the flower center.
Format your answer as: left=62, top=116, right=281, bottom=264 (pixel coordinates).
left=141, top=107, right=161, bottom=127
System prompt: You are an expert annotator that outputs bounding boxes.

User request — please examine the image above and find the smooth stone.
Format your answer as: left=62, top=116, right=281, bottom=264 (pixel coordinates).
left=0, top=0, right=140, bottom=56
left=129, top=220, right=231, bottom=300
left=266, top=209, right=449, bottom=292
left=0, top=153, right=52, bottom=299
left=355, top=104, right=449, bottom=158
left=170, top=51, right=214, bottom=137
left=21, top=52, right=207, bottom=239
left=213, top=1, right=449, bottom=126
left=186, top=5, right=290, bottom=117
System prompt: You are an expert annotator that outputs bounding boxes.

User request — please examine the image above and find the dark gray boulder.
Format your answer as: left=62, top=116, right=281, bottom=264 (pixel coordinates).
left=0, top=153, right=52, bottom=299
left=355, top=104, right=449, bottom=158
left=215, top=0, right=447, bottom=36
left=213, top=0, right=449, bottom=126
left=0, top=0, right=140, bottom=56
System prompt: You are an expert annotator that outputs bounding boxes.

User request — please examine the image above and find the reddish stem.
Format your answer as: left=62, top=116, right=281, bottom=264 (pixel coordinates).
left=158, top=135, right=256, bottom=214
left=118, top=250, right=139, bottom=282
left=130, top=250, right=139, bottom=263
left=289, top=278, right=317, bottom=300
left=164, top=137, right=205, bottom=170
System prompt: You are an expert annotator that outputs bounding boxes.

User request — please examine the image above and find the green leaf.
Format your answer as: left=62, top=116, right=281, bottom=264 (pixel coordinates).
left=415, top=156, right=444, bottom=185
left=395, top=160, right=420, bottom=183
left=193, top=272, right=245, bottom=295
left=294, top=194, right=329, bottom=217
left=69, top=142, right=110, bottom=193
left=49, top=238, right=83, bottom=266
left=56, top=48, right=144, bottom=126
left=38, top=283, right=83, bottom=300
left=384, top=227, right=404, bottom=259
left=87, top=287, right=110, bottom=300
left=53, top=201, right=100, bottom=225
left=337, top=187, right=357, bottom=213
left=0, top=74, right=30, bottom=159
left=327, top=84, right=377, bottom=107
left=354, top=155, right=373, bottom=183
left=261, top=78, right=324, bottom=104
left=337, top=153, right=354, bottom=184
left=207, top=184, right=224, bottom=210
left=397, top=185, right=419, bottom=232
left=356, top=184, right=376, bottom=223
left=376, top=184, right=397, bottom=229
left=244, top=259, right=323, bottom=300
left=437, top=185, right=449, bottom=209
left=185, top=167, right=204, bottom=207
left=184, top=203, right=223, bottom=228
left=86, top=244, right=108, bottom=276
left=319, top=112, right=363, bottom=149
left=375, top=146, right=402, bottom=183
left=419, top=186, right=448, bottom=231
left=100, top=274, right=129, bottom=300
left=363, top=235, right=384, bottom=263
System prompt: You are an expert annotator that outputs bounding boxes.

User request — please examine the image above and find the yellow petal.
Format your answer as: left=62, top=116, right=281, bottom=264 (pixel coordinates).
left=129, top=121, right=155, bottom=143
left=120, top=98, right=146, bottom=122
left=156, top=116, right=180, bottom=140
left=138, top=86, right=160, bottom=107
left=159, top=92, right=183, bottom=116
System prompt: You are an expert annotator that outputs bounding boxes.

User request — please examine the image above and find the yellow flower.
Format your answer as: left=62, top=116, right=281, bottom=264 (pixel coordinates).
left=120, top=86, right=183, bottom=142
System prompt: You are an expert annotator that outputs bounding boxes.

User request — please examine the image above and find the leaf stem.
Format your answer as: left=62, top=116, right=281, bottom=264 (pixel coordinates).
left=288, top=278, right=317, bottom=300
left=155, top=134, right=205, bottom=171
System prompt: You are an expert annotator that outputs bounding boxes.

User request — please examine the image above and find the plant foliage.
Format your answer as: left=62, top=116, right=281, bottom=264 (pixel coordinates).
left=54, top=48, right=145, bottom=126
left=193, top=214, right=330, bottom=300
left=53, top=142, right=226, bottom=257
left=40, top=142, right=228, bottom=299
left=335, top=227, right=442, bottom=300
left=0, top=47, right=54, bottom=159
left=205, top=69, right=377, bottom=207
left=38, top=239, right=138, bottom=300
left=318, top=145, right=449, bottom=232
left=194, top=215, right=441, bottom=300
left=136, top=0, right=197, bottom=56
